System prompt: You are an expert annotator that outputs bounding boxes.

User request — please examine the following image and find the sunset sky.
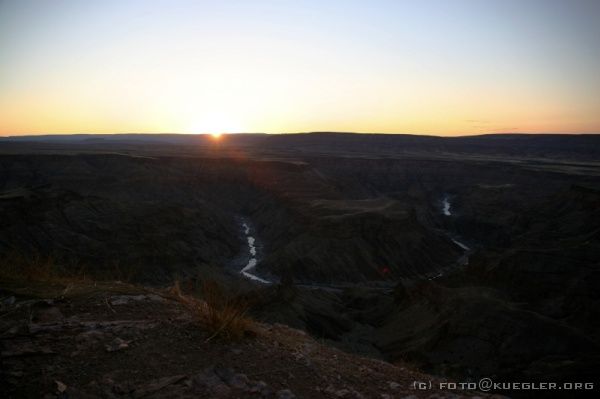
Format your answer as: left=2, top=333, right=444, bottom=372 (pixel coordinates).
left=1, top=0, right=599, bottom=136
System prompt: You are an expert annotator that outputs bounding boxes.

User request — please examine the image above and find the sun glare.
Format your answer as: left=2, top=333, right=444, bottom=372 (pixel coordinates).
left=184, top=113, right=245, bottom=136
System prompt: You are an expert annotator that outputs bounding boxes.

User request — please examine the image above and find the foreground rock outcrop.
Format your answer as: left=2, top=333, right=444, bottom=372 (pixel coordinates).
left=0, top=281, right=494, bottom=399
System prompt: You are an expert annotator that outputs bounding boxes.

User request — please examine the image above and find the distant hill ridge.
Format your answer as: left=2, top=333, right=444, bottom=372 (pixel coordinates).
left=3, top=132, right=599, bottom=160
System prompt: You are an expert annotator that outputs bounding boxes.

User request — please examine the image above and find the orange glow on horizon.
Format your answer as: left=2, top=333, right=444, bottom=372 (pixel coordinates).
left=1, top=1, right=598, bottom=136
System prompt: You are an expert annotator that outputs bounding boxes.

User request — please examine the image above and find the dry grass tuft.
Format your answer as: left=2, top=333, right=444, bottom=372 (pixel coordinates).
left=166, top=278, right=254, bottom=342
left=0, top=252, right=144, bottom=285
left=201, top=279, right=253, bottom=341
left=1, top=253, right=253, bottom=341
left=0, top=253, right=141, bottom=300
left=0, top=252, right=89, bottom=284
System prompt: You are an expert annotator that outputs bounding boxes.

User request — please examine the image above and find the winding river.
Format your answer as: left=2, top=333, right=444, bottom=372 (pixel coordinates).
left=237, top=197, right=470, bottom=284
left=441, top=195, right=471, bottom=263
left=427, top=196, right=472, bottom=280
left=442, top=196, right=452, bottom=216
left=239, top=222, right=271, bottom=284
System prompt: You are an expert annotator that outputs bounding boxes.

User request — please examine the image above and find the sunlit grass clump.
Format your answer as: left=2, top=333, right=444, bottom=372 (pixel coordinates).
left=168, top=279, right=255, bottom=342
left=0, top=253, right=149, bottom=300
left=0, top=253, right=255, bottom=340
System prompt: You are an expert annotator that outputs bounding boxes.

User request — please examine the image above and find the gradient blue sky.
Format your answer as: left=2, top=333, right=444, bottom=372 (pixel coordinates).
left=1, top=0, right=599, bottom=135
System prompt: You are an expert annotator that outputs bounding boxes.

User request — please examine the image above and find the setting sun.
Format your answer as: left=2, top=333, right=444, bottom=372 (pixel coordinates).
left=184, top=112, right=246, bottom=135
left=211, top=133, right=222, bottom=140
left=0, top=0, right=599, bottom=136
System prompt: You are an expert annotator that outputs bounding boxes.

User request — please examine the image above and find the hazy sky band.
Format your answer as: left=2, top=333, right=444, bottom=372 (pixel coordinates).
left=1, top=0, right=599, bottom=135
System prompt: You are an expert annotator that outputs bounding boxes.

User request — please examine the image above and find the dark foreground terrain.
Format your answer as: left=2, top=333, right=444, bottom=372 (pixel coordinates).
left=1, top=133, right=599, bottom=398
left=1, top=280, right=496, bottom=399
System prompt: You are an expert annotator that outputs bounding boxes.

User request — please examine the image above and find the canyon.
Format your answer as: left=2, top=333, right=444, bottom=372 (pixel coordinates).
left=1, top=133, right=599, bottom=397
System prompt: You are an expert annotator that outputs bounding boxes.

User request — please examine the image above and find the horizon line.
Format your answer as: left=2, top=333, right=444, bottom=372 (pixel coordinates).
left=2, top=131, right=600, bottom=139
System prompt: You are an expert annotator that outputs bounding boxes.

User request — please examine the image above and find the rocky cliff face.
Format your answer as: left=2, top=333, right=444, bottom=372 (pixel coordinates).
left=0, top=155, right=245, bottom=282
left=0, top=153, right=464, bottom=284
left=368, top=186, right=600, bottom=390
